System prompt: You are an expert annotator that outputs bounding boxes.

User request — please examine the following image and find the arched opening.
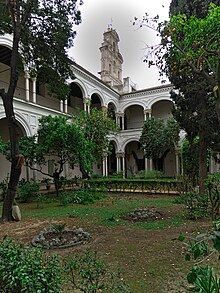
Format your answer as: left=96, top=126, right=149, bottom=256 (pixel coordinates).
left=91, top=93, right=102, bottom=110
left=108, top=141, right=117, bottom=175
left=68, top=82, right=84, bottom=114
left=125, top=141, right=144, bottom=177
left=0, top=45, right=11, bottom=66
left=152, top=100, right=174, bottom=119
left=107, top=102, right=116, bottom=122
left=124, top=105, right=144, bottom=130
left=0, top=45, right=12, bottom=93
left=0, top=118, right=27, bottom=181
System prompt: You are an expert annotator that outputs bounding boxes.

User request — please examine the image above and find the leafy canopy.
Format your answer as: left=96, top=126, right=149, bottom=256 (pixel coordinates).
left=0, top=0, right=83, bottom=99
left=139, top=117, right=180, bottom=160
left=75, top=108, right=119, bottom=160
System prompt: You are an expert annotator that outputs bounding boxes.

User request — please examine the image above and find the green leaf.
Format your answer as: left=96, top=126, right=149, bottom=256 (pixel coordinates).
left=178, top=233, right=185, bottom=242
left=187, top=271, right=197, bottom=284
left=185, top=253, right=191, bottom=261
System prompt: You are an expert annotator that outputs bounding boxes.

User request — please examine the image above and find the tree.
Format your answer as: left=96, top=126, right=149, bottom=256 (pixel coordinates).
left=22, top=115, right=93, bottom=196
left=0, top=110, right=119, bottom=194
left=168, top=0, right=220, bottom=191
left=141, top=4, right=220, bottom=121
left=139, top=117, right=180, bottom=172
left=75, top=108, right=119, bottom=178
left=169, top=0, right=220, bottom=18
left=0, top=0, right=82, bottom=221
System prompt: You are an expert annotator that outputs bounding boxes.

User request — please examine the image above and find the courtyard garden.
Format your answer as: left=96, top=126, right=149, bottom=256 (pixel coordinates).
left=0, top=182, right=217, bottom=293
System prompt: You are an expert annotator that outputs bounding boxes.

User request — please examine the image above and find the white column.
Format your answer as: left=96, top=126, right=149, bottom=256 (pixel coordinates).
left=175, top=151, right=179, bottom=175
left=102, top=158, right=106, bottom=176
left=64, top=99, right=68, bottom=113
left=145, top=157, right=148, bottom=171
left=25, top=71, right=30, bottom=102
left=60, top=100, right=64, bottom=112
left=83, top=97, right=87, bottom=112
left=144, top=109, right=152, bottom=119
left=122, top=154, right=125, bottom=178
left=32, top=77, right=37, bottom=103
left=105, top=156, right=108, bottom=177
left=121, top=114, right=125, bottom=130
left=116, top=155, right=121, bottom=173
left=149, top=159, right=153, bottom=171
left=88, top=100, right=91, bottom=114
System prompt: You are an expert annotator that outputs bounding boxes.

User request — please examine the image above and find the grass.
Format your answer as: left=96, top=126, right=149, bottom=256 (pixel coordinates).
left=18, top=194, right=183, bottom=230
left=0, top=192, right=212, bottom=292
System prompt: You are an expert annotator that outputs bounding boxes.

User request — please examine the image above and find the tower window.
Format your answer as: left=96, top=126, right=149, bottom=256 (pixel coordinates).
left=113, top=42, right=116, bottom=52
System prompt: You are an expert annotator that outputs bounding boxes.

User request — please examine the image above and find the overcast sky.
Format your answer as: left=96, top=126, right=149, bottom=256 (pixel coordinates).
left=69, top=0, right=172, bottom=90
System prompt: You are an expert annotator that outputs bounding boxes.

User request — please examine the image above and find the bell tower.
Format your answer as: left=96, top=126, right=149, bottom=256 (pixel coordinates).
left=99, top=27, right=123, bottom=88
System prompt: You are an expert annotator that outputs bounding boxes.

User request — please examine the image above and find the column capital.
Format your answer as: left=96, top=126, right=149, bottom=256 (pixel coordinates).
left=116, top=152, right=125, bottom=158
left=115, top=112, right=124, bottom=118
left=24, top=71, right=30, bottom=79
left=144, top=108, right=152, bottom=114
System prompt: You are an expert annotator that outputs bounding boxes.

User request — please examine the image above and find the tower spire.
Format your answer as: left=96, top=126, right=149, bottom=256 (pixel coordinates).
left=99, top=27, right=123, bottom=89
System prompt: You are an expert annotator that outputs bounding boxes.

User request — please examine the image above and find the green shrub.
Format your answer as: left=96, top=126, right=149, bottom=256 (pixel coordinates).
left=178, top=223, right=220, bottom=293
left=136, top=170, right=164, bottom=179
left=64, top=249, right=131, bottom=293
left=59, top=190, right=106, bottom=205
left=178, top=191, right=209, bottom=220
left=205, top=172, right=220, bottom=220
left=17, top=180, right=40, bottom=202
left=0, top=239, right=64, bottom=293
left=108, top=171, right=124, bottom=178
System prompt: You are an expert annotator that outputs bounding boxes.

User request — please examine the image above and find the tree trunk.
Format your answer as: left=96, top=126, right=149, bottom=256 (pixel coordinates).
left=215, top=87, right=220, bottom=124
left=1, top=93, right=22, bottom=222
left=198, top=131, right=208, bottom=193
left=80, top=165, right=90, bottom=179
left=1, top=10, right=22, bottom=222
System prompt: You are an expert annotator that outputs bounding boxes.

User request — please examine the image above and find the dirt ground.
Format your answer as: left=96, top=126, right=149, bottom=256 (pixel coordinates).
left=0, top=196, right=213, bottom=293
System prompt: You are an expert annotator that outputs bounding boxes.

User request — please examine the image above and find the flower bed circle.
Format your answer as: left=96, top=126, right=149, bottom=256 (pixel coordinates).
left=121, top=208, right=163, bottom=222
left=32, top=226, right=91, bottom=249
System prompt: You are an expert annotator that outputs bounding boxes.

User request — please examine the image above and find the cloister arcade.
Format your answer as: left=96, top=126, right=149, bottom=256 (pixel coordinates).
left=0, top=34, right=184, bottom=181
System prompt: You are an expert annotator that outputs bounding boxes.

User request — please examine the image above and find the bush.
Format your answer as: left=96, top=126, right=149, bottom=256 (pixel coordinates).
left=59, top=190, right=106, bottom=205
left=64, top=249, right=131, bottom=293
left=204, top=172, right=220, bottom=220
left=136, top=170, right=164, bottom=179
left=17, top=180, right=40, bottom=202
left=0, top=239, right=64, bottom=293
left=178, top=191, right=209, bottom=220
left=0, top=240, right=130, bottom=293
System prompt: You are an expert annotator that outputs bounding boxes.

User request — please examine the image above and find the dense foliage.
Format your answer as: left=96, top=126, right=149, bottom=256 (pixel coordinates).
left=139, top=117, right=179, bottom=171
left=0, top=0, right=82, bottom=221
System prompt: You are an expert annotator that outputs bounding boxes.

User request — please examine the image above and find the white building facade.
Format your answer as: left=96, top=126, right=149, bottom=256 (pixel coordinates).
left=0, top=30, right=219, bottom=182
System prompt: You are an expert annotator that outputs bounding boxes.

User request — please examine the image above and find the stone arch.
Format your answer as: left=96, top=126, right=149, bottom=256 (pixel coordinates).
left=123, top=104, right=144, bottom=130
left=90, top=92, right=103, bottom=110
left=121, top=101, right=145, bottom=113
left=0, top=112, right=31, bottom=181
left=68, top=81, right=85, bottom=114
left=108, top=140, right=117, bottom=175
left=0, top=34, right=13, bottom=49
left=148, top=96, right=173, bottom=109
left=151, top=99, right=174, bottom=119
left=71, top=79, right=88, bottom=97
left=107, top=102, right=117, bottom=121
left=123, top=139, right=144, bottom=177
left=89, top=89, right=105, bottom=107
left=0, top=111, right=32, bottom=137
